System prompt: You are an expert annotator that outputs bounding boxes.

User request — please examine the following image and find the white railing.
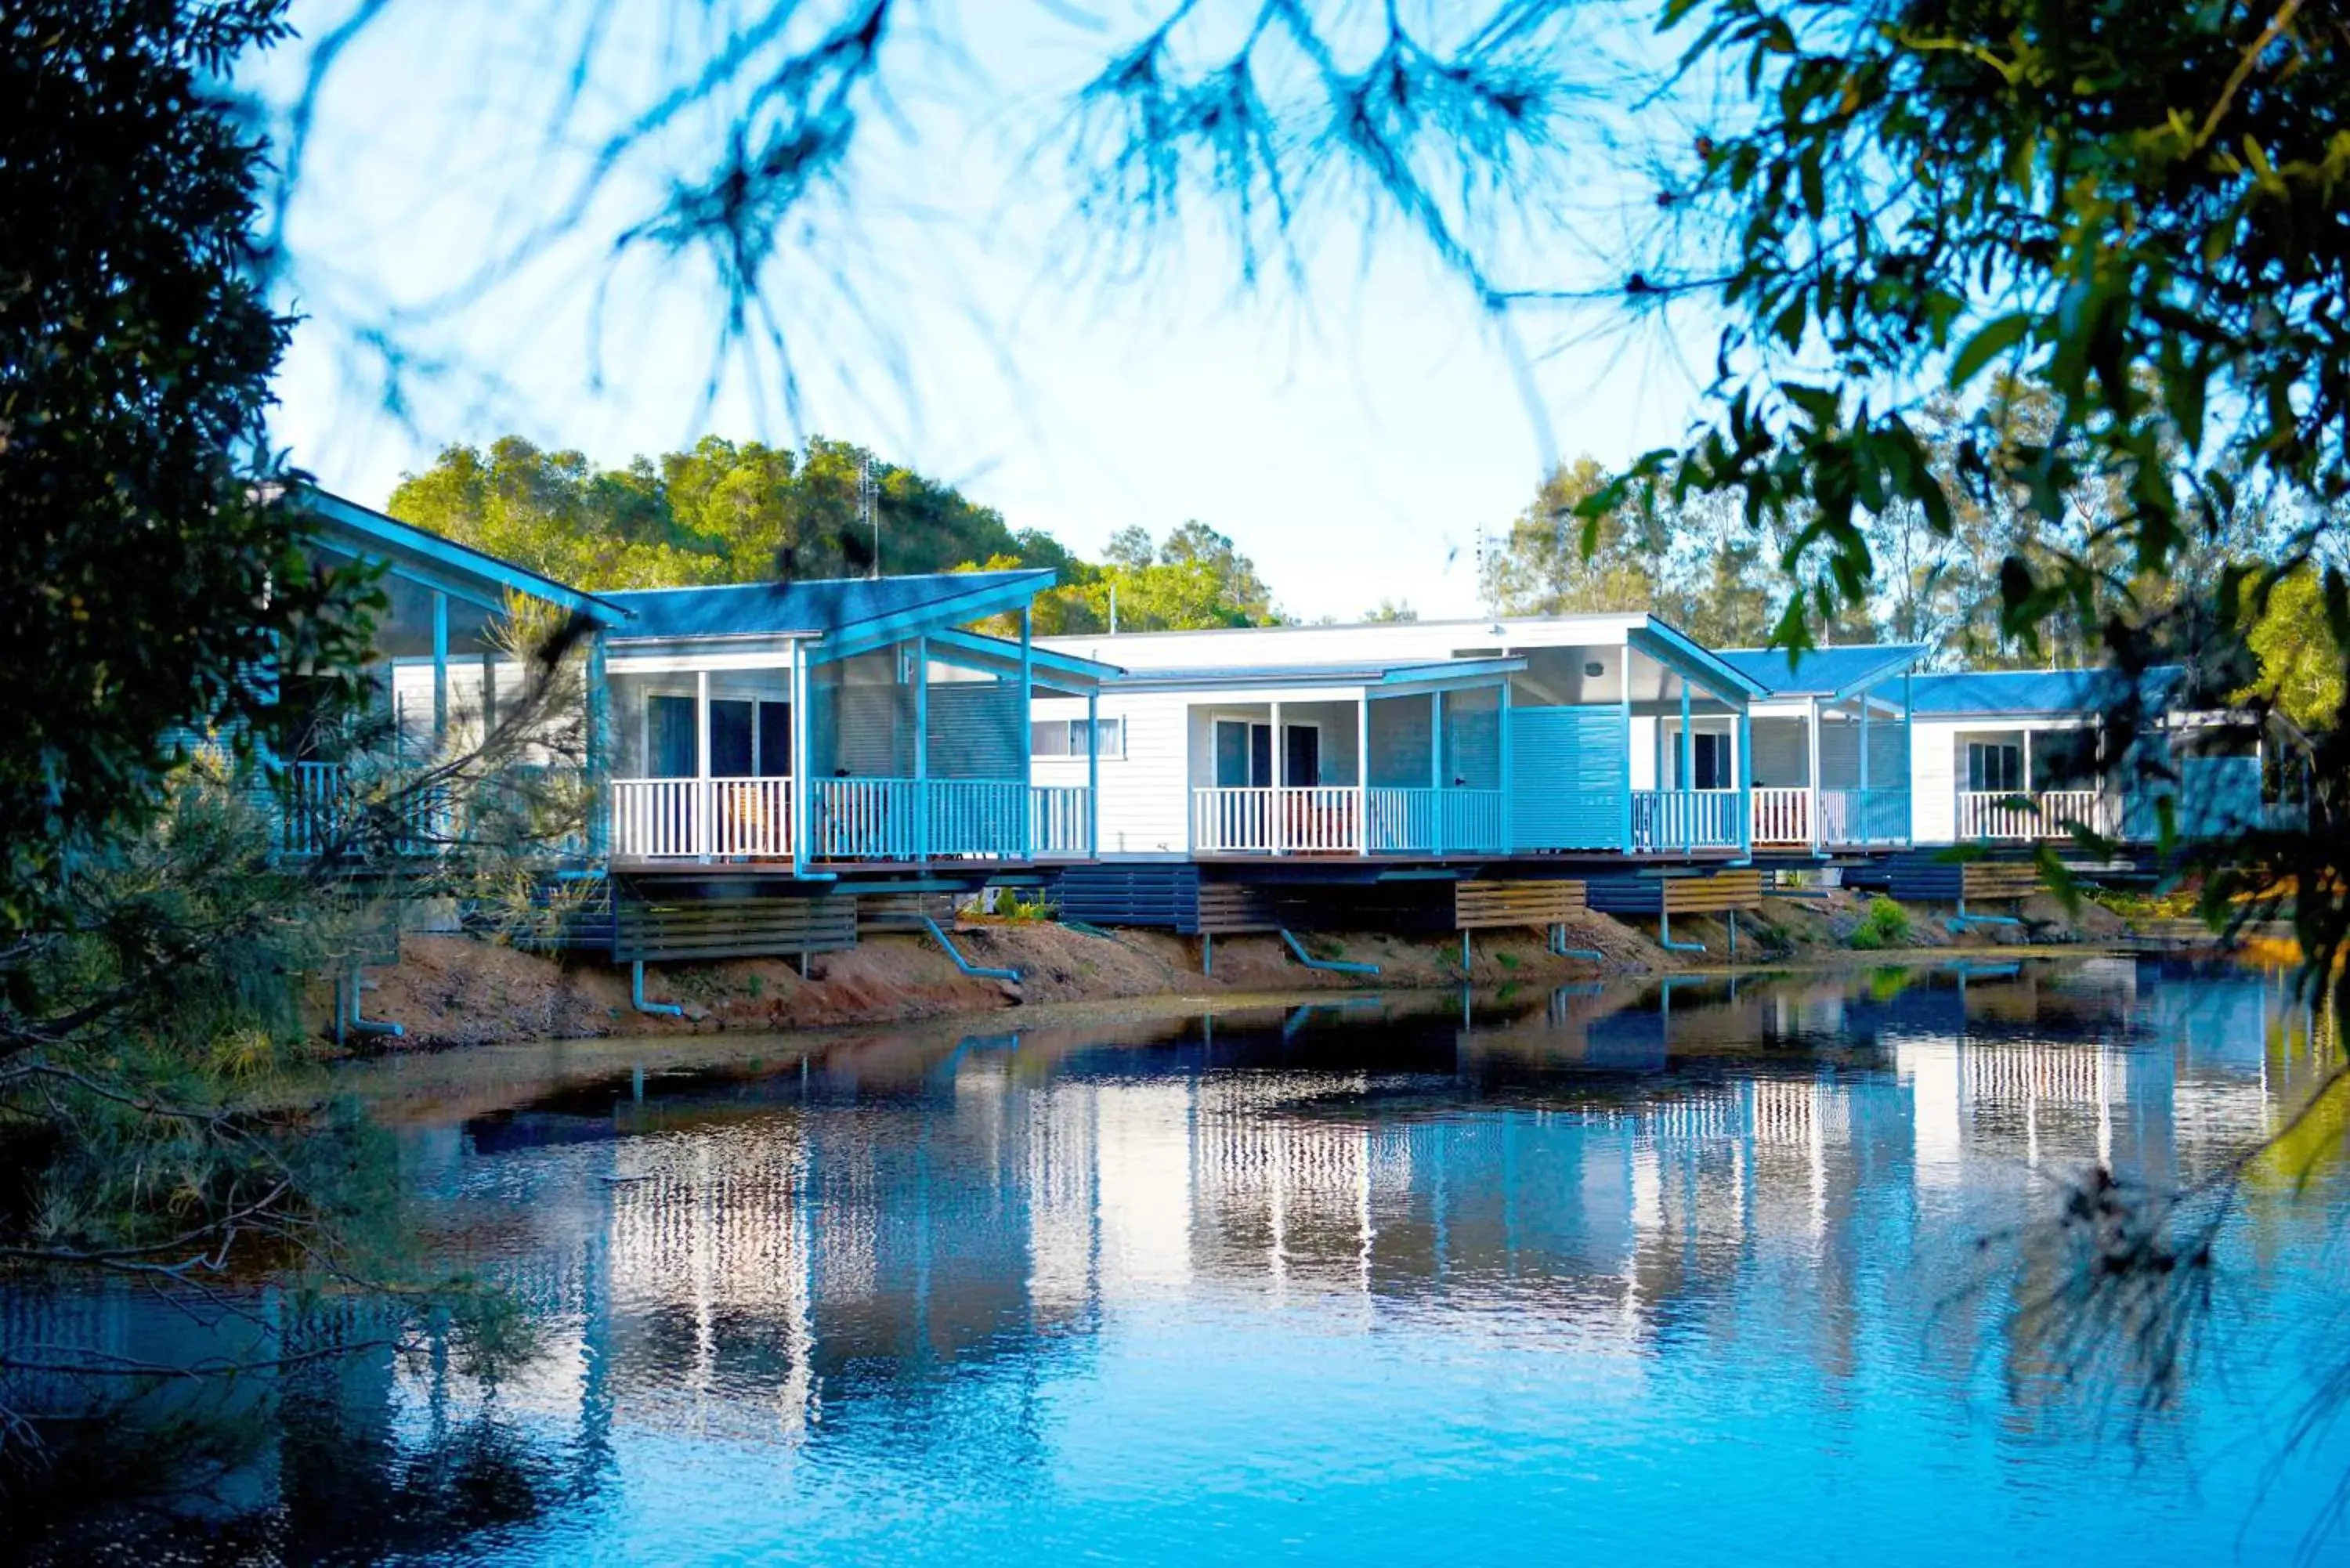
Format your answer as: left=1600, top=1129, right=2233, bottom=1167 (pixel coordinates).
left=1752, top=786, right=1812, bottom=845
left=611, top=777, right=703, bottom=858
left=612, top=776, right=793, bottom=859
left=1628, top=788, right=1744, bottom=852
left=1191, top=786, right=1365, bottom=854
left=1191, top=786, right=1509, bottom=855
left=1030, top=786, right=1094, bottom=858
left=1956, top=789, right=2110, bottom=841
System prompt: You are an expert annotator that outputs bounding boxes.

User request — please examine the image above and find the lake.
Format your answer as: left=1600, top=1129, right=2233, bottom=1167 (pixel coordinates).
left=21, top=959, right=2350, bottom=1563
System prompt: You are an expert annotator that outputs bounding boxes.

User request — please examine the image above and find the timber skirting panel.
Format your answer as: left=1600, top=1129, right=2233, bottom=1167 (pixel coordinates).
left=1585, top=869, right=1764, bottom=917
left=1452, top=880, right=1587, bottom=931
left=612, top=897, right=858, bottom=963
left=857, top=892, right=960, bottom=934
left=1886, top=854, right=2044, bottom=903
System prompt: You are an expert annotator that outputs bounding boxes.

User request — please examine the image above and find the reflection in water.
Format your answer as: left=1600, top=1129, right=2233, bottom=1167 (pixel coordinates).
left=17, top=960, right=2348, bottom=1564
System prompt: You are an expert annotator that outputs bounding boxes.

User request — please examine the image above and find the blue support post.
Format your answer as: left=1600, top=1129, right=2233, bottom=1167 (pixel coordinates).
left=913, top=635, right=930, bottom=864
left=1679, top=680, right=1693, bottom=854
left=430, top=589, right=449, bottom=747
left=1619, top=656, right=1634, bottom=853
left=1498, top=674, right=1513, bottom=853
left=586, top=631, right=611, bottom=858
left=1019, top=607, right=1034, bottom=861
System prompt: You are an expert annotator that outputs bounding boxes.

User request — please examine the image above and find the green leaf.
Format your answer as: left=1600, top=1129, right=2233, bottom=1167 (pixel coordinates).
left=1948, top=313, right=2034, bottom=388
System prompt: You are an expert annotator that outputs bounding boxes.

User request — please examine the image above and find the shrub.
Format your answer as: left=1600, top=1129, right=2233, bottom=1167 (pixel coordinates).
left=1848, top=897, right=1913, bottom=951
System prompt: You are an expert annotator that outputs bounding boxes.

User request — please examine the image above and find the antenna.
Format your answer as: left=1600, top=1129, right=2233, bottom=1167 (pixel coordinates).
left=858, top=453, right=880, bottom=580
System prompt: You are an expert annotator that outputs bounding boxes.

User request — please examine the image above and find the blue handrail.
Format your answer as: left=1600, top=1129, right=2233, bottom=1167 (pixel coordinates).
left=1280, top=929, right=1379, bottom=976
left=921, top=916, right=1022, bottom=982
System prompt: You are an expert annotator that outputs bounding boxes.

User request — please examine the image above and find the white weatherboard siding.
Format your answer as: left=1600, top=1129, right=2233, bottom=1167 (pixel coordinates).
left=1629, top=717, right=1658, bottom=790
left=1033, top=690, right=1191, bottom=856
left=1911, top=719, right=1961, bottom=843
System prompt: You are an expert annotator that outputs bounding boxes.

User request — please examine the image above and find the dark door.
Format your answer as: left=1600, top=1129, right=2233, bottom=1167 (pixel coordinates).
left=757, top=701, right=792, bottom=778
left=1283, top=725, right=1320, bottom=787
left=710, top=700, right=754, bottom=777
left=1692, top=732, right=1726, bottom=789
left=648, top=695, right=696, bottom=778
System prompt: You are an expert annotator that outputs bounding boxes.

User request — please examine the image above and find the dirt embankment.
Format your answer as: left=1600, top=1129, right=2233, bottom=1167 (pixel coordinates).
left=334, top=887, right=2131, bottom=1053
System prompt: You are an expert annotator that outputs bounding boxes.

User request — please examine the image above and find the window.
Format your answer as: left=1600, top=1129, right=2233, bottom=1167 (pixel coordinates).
left=1030, top=718, right=1124, bottom=759
left=1968, top=742, right=2023, bottom=793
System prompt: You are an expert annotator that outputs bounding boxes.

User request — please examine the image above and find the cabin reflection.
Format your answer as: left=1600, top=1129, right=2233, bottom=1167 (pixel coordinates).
left=420, top=959, right=2326, bottom=1467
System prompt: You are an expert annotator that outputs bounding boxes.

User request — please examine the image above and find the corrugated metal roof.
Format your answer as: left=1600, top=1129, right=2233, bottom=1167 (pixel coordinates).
left=603, top=569, right=1053, bottom=641
left=1907, top=666, right=2185, bottom=717
left=1717, top=645, right=1925, bottom=696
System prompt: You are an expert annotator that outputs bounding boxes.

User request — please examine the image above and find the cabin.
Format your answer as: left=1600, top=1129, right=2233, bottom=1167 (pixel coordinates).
left=595, top=570, right=1115, bottom=874
left=1902, top=667, right=2178, bottom=844
left=292, top=487, right=630, bottom=858
left=1715, top=645, right=1925, bottom=854
left=1033, top=614, right=1769, bottom=862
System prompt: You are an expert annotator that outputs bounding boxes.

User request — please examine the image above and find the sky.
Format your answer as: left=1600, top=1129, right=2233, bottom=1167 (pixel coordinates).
left=264, top=1, right=1710, bottom=623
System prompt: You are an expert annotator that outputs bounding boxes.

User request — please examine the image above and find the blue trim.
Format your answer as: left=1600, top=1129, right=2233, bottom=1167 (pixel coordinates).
left=927, top=627, right=1120, bottom=688
left=1629, top=623, right=1769, bottom=701
left=298, top=486, right=631, bottom=624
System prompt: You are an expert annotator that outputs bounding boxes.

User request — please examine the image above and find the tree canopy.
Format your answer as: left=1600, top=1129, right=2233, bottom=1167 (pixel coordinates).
left=388, top=434, right=1083, bottom=591
left=392, top=435, right=1283, bottom=631
left=0, top=0, right=375, bottom=927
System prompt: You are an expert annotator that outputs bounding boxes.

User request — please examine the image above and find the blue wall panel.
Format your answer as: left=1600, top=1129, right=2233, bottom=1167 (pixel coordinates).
left=1509, top=706, right=1628, bottom=850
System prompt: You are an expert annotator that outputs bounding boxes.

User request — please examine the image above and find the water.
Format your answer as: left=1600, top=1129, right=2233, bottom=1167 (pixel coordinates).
left=23, top=959, right=2350, bottom=1564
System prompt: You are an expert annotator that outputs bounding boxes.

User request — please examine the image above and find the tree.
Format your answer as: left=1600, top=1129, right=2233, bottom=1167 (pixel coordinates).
left=1363, top=598, right=1418, bottom=623
left=0, top=0, right=375, bottom=927
left=1483, top=457, right=1665, bottom=618
left=1597, top=0, right=2350, bottom=969
left=2241, top=567, right=2347, bottom=734
left=389, top=434, right=1061, bottom=591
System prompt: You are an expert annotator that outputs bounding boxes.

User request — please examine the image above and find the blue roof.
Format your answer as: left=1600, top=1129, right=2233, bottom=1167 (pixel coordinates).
left=603, top=569, right=1054, bottom=642
left=1907, top=666, right=2185, bottom=717
left=1718, top=644, right=1925, bottom=697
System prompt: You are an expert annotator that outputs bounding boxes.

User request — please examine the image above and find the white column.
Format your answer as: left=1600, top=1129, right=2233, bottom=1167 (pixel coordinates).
left=1086, top=685, right=1101, bottom=856
left=430, top=590, right=449, bottom=747
left=479, top=649, right=497, bottom=740
left=913, top=636, right=929, bottom=862
left=1806, top=695, right=1823, bottom=851
left=2022, top=728, right=2036, bottom=830
left=696, top=668, right=712, bottom=859
left=790, top=640, right=809, bottom=876
left=1357, top=692, right=1371, bottom=854
left=1270, top=698, right=1285, bottom=854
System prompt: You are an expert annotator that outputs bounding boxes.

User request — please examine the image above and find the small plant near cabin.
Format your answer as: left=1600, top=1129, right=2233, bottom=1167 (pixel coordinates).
left=1848, top=898, right=1914, bottom=952
left=995, top=890, right=1057, bottom=924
